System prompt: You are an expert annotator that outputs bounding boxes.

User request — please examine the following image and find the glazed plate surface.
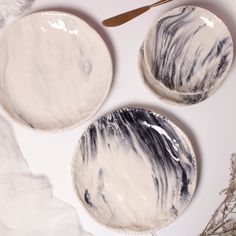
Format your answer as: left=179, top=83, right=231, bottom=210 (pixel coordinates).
left=72, top=108, right=197, bottom=232
left=142, top=6, right=234, bottom=104
left=0, top=11, right=113, bottom=130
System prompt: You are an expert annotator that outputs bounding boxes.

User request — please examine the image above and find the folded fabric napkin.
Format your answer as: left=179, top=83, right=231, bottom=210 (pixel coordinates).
left=0, top=115, right=92, bottom=236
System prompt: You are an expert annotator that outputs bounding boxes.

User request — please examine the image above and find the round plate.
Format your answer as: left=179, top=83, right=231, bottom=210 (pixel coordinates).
left=72, top=108, right=197, bottom=233
left=0, top=11, right=113, bottom=130
left=142, top=6, right=233, bottom=104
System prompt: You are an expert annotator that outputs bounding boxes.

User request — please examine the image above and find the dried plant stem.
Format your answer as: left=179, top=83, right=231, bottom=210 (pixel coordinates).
left=200, top=154, right=236, bottom=236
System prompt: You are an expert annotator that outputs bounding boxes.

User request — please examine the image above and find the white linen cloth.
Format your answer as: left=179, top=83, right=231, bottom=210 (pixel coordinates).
left=0, top=116, right=92, bottom=236
left=0, top=0, right=34, bottom=27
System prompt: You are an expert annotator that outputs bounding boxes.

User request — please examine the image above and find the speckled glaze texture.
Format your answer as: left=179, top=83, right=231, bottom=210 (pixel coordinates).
left=72, top=108, right=197, bottom=232
left=142, top=6, right=233, bottom=104
left=0, top=11, right=112, bottom=130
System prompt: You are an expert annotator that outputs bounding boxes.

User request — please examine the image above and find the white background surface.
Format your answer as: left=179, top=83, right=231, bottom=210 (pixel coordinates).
left=1, top=0, right=236, bottom=235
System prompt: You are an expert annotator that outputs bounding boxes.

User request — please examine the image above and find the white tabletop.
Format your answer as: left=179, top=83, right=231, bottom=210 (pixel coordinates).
left=2, top=0, right=236, bottom=235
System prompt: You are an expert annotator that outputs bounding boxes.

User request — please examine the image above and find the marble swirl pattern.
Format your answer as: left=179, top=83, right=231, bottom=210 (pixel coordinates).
left=143, top=6, right=233, bottom=104
left=73, top=108, right=197, bottom=232
left=0, top=11, right=112, bottom=130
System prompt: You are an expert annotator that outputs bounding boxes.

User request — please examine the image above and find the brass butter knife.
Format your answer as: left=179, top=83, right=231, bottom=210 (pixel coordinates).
left=102, top=0, right=174, bottom=27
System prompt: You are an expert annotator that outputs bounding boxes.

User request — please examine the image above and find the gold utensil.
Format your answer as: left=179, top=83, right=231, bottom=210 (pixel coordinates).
left=102, top=0, right=174, bottom=27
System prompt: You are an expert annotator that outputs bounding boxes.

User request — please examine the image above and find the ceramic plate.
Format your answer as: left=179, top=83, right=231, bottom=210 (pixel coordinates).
left=72, top=108, right=197, bottom=233
left=0, top=11, right=113, bottom=130
left=142, top=6, right=233, bottom=104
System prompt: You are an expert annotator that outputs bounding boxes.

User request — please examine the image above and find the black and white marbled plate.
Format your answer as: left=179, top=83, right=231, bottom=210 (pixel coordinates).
left=0, top=11, right=112, bottom=130
left=72, top=108, right=197, bottom=233
left=141, top=6, right=233, bottom=104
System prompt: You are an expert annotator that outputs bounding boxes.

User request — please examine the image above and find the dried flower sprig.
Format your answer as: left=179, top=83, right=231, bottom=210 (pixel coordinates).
left=200, top=154, right=236, bottom=236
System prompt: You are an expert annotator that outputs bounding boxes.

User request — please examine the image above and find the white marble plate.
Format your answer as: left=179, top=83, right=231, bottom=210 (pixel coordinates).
left=0, top=11, right=113, bottom=130
left=72, top=108, right=197, bottom=233
left=142, top=6, right=234, bottom=104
